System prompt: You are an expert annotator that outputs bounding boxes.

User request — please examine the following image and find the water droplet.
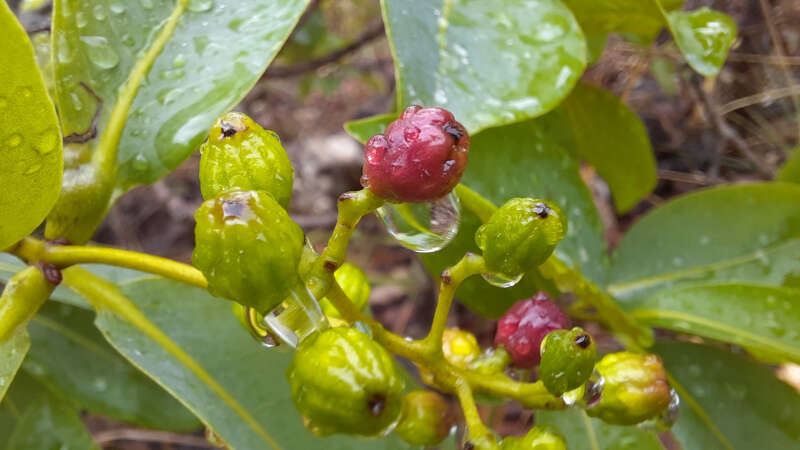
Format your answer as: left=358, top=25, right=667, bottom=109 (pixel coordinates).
left=193, top=35, right=209, bottom=53
left=93, top=4, right=107, bottom=20
left=0, top=377, right=5, bottom=387
left=5, top=133, right=23, bottom=148
left=34, top=129, right=58, bottom=154
left=110, top=3, right=125, bottom=14
left=699, top=235, right=710, bottom=245
left=672, top=256, right=683, bottom=267
left=80, top=36, right=119, bottom=69
left=159, top=69, right=186, bottom=80
left=140, top=0, right=153, bottom=9
left=93, top=378, right=108, bottom=391
left=16, top=86, right=33, bottom=99
left=228, top=17, right=244, bottom=31
left=132, top=153, right=149, bottom=171
left=57, top=33, right=73, bottom=63
left=121, top=34, right=136, bottom=47
left=70, top=91, right=83, bottom=111
left=261, top=283, right=329, bottom=348
left=481, top=271, right=523, bottom=288
left=188, top=0, right=213, bottom=12
left=76, top=11, right=88, bottom=27
left=25, top=163, right=42, bottom=174
left=375, top=192, right=460, bottom=253
left=580, top=369, right=604, bottom=408
left=562, top=385, right=584, bottom=406
left=173, top=53, right=187, bottom=68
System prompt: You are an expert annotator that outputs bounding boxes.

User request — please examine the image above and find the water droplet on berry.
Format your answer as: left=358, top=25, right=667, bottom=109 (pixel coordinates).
left=261, top=283, right=329, bottom=348
left=579, top=368, right=604, bottom=408
left=481, top=271, right=523, bottom=288
left=375, top=192, right=460, bottom=253
left=639, top=388, right=680, bottom=432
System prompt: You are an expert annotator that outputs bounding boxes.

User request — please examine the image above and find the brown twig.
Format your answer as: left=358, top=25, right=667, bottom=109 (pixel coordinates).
left=92, top=429, right=214, bottom=448
left=265, top=21, right=386, bottom=78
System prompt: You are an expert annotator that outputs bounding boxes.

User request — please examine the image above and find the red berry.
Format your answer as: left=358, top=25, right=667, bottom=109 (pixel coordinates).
left=361, top=105, right=469, bottom=203
left=494, top=292, right=570, bottom=368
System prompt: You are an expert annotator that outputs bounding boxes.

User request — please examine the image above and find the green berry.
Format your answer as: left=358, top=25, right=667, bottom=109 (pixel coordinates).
left=500, top=425, right=566, bottom=450
left=586, top=352, right=671, bottom=425
left=394, top=390, right=453, bottom=446
left=319, top=263, right=370, bottom=319
left=287, top=327, right=405, bottom=436
left=442, top=328, right=481, bottom=368
left=539, top=327, right=597, bottom=396
left=199, top=112, right=294, bottom=207
left=192, top=190, right=304, bottom=313
left=475, top=198, right=566, bottom=278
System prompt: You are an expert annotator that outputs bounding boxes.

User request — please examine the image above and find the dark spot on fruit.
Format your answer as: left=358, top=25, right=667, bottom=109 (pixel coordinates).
left=443, top=122, right=463, bottom=140
left=575, top=334, right=591, bottom=349
left=533, top=202, right=551, bottom=218
left=324, top=260, right=339, bottom=272
left=463, top=442, right=475, bottom=450
left=367, top=393, right=386, bottom=417
left=219, top=121, right=246, bottom=139
left=222, top=199, right=246, bottom=219
left=36, top=262, right=62, bottom=285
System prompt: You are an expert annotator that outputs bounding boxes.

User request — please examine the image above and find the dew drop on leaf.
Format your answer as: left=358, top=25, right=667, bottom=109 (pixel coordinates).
left=93, top=4, right=107, bottom=21
left=133, top=153, right=149, bottom=172
left=34, top=129, right=58, bottom=154
left=375, top=192, right=460, bottom=253
left=188, top=0, right=214, bottom=12
left=80, top=36, right=120, bottom=69
left=481, top=272, right=523, bottom=288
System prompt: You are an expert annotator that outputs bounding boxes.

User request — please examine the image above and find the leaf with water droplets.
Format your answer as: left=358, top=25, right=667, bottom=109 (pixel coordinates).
left=633, top=284, right=800, bottom=364
left=0, top=2, right=63, bottom=250
left=537, top=408, right=664, bottom=450
left=608, top=183, right=800, bottom=307
left=0, top=372, right=97, bottom=449
left=656, top=340, right=800, bottom=450
left=561, top=0, right=683, bottom=45
left=381, top=0, right=587, bottom=133
left=665, top=7, right=737, bottom=77
left=52, top=0, right=312, bottom=192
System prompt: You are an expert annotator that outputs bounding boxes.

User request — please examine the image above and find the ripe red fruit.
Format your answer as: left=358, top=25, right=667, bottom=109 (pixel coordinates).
left=361, top=105, right=469, bottom=203
left=494, top=292, right=570, bottom=368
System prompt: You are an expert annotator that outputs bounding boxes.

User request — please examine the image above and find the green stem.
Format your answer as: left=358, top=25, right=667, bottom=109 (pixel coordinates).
left=455, top=380, right=490, bottom=440
left=454, top=184, right=497, bottom=223
left=306, top=189, right=384, bottom=300
left=422, top=253, right=486, bottom=354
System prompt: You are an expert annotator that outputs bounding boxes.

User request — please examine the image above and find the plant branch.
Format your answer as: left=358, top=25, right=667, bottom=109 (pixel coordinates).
left=265, top=21, right=385, bottom=78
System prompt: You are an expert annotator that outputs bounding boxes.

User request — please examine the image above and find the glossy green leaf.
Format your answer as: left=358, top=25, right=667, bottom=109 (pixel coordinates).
left=665, top=7, right=737, bottom=77
left=53, top=0, right=311, bottom=191
left=380, top=0, right=587, bottom=133
left=0, top=328, right=29, bottom=403
left=0, top=1, right=62, bottom=250
left=562, top=0, right=682, bottom=43
left=0, top=373, right=97, bottom=450
left=656, top=340, right=800, bottom=450
left=91, top=277, right=414, bottom=450
left=537, top=408, right=663, bottom=450
left=777, top=147, right=800, bottom=183
left=561, top=83, right=656, bottom=212
left=608, top=183, right=800, bottom=307
left=633, top=284, right=800, bottom=364
left=24, top=302, right=200, bottom=431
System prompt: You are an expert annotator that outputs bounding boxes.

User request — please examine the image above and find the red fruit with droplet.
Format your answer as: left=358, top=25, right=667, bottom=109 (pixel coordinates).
left=361, top=105, right=469, bottom=203
left=494, top=292, right=570, bottom=368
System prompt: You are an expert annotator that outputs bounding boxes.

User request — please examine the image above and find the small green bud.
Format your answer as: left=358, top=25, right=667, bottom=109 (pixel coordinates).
left=199, top=112, right=294, bottom=207
left=394, top=390, right=453, bottom=446
left=319, top=263, right=370, bottom=319
left=192, top=190, right=304, bottom=313
left=539, top=327, right=596, bottom=396
left=500, top=425, right=566, bottom=450
left=442, top=328, right=481, bottom=368
left=586, top=352, right=671, bottom=425
left=469, top=347, right=512, bottom=375
left=475, top=198, right=566, bottom=277
left=287, top=327, right=405, bottom=436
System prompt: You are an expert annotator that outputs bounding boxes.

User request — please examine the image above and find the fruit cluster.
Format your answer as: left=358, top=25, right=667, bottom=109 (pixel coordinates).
left=190, top=108, right=677, bottom=448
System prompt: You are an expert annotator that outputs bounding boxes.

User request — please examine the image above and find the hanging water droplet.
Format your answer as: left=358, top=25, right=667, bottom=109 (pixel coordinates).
left=76, top=10, right=88, bottom=27
left=132, top=153, right=149, bottom=171
left=261, top=283, right=329, bottom=348
left=93, top=4, right=107, bottom=20
left=25, top=163, right=42, bottom=174
left=188, top=0, right=214, bottom=12
left=481, top=271, right=523, bottom=288
left=561, top=385, right=584, bottom=406
left=5, top=133, right=23, bottom=148
left=640, top=388, right=680, bottom=431
left=80, top=36, right=120, bottom=69
left=34, top=129, right=58, bottom=154
left=375, top=192, right=460, bottom=253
